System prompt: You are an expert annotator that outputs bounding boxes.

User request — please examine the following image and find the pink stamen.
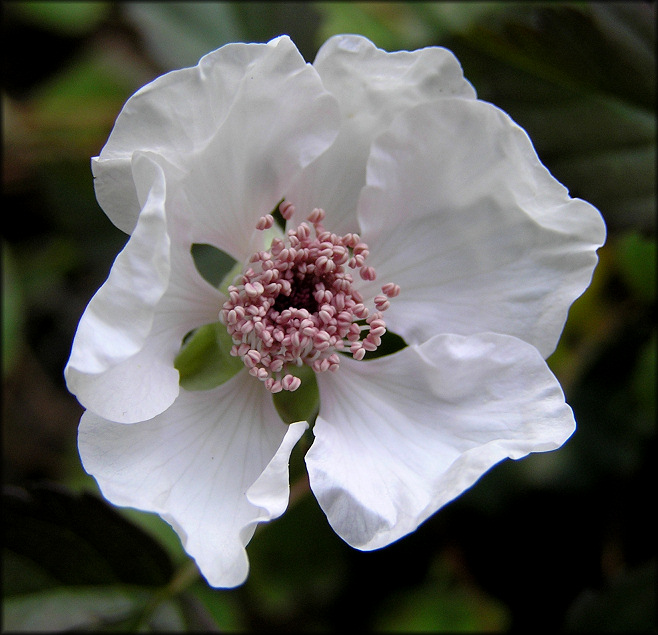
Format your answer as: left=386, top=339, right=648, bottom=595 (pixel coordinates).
left=307, top=207, right=325, bottom=224
left=219, top=202, right=400, bottom=392
left=279, top=200, right=295, bottom=220
left=256, top=214, right=274, bottom=230
left=282, top=374, right=302, bottom=391
left=374, top=295, right=390, bottom=312
left=382, top=282, right=400, bottom=298
left=360, top=266, right=376, bottom=281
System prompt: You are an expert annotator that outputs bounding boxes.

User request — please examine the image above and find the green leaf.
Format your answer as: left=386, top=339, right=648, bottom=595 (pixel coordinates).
left=316, top=1, right=504, bottom=50
left=188, top=581, right=247, bottom=632
left=122, top=2, right=324, bottom=70
left=10, top=50, right=142, bottom=163
left=174, top=322, right=244, bottom=391
left=2, top=484, right=221, bottom=632
left=191, top=243, right=237, bottom=289
left=1, top=242, right=24, bottom=376
left=272, top=364, right=320, bottom=424
left=2, top=483, right=174, bottom=591
left=371, top=552, right=510, bottom=632
left=122, top=2, right=243, bottom=70
left=316, top=1, right=420, bottom=51
left=3, top=583, right=221, bottom=632
left=8, top=1, right=111, bottom=36
left=13, top=236, right=81, bottom=301
left=630, top=333, right=657, bottom=437
left=615, top=232, right=656, bottom=304
left=229, top=2, right=324, bottom=62
left=2, top=585, right=184, bottom=632
left=244, top=493, right=348, bottom=623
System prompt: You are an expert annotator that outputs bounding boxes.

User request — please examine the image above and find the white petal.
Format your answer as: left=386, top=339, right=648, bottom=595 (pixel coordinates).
left=306, top=333, right=575, bottom=551
left=78, top=371, right=303, bottom=588
left=66, top=154, right=170, bottom=378
left=66, top=154, right=224, bottom=423
left=357, top=98, right=606, bottom=358
left=285, top=34, right=476, bottom=234
left=92, top=37, right=297, bottom=234
left=247, top=420, right=308, bottom=519
left=182, top=37, right=339, bottom=262
left=93, top=36, right=340, bottom=260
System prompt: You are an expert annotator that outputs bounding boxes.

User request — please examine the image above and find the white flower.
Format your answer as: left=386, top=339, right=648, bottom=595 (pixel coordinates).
left=65, top=35, right=606, bottom=588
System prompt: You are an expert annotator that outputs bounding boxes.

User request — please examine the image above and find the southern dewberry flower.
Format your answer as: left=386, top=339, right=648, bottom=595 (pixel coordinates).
left=65, top=35, right=606, bottom=588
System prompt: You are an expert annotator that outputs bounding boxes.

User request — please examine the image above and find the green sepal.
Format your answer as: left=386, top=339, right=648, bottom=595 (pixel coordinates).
left=214, top=225, right=284, bottom=297
left=272, top=364, right=320, bottom=424
left=174, top=321, right=244, bottom=391
left=218, top=259, right=245, bottom=296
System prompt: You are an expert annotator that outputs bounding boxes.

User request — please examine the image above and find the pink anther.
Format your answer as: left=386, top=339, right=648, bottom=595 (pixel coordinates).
left=360, top=266, right=376, bottom=281
left=219, top=206, right=399, bottom=393
left=282, top=374, right=302, bottom=391
left=307, top=208, right=325, bottom=224
left=374, top=295, right=390, bottom=311
left=279, top=200, right=295, bottom=220
left=256, top=214, right=274, bottom=230
left=382, top=282, right=401, bottom=298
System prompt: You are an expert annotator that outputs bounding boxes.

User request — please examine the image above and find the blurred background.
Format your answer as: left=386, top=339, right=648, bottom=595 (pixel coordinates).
left=2, top=1, right=655, bottom=632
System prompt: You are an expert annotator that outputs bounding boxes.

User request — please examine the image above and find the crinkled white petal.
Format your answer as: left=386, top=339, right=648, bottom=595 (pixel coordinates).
left=93, top=36, right=302, bottom=233
left=357, top=98, right=606, bottom=358
left=68, top=154, right=169, bottom=376
left=306, top=332, right=575, bottom=551
left=66, top=154, right=224, bottom=423
left=182, top=38, right=340, bottom=262
left=78, top=371, right=306, bottom=588
left=66, top=155, right=171, bottom=417
left=247, top=420, right=309, bottom=518
left=285, top=34, right=476, bottom=235
left=93, top=36, right=340, bottom=262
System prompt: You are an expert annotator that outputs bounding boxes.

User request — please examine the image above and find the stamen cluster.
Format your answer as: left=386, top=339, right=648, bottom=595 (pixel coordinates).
left=220, top=202, right=400, bottom=393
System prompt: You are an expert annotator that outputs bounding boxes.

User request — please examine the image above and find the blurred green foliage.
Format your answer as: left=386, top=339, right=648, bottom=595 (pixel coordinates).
left=2, top=2, right=655, bottom=632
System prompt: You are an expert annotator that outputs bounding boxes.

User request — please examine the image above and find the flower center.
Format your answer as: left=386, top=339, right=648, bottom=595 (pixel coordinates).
left=220, top=201, right=400, bottom=393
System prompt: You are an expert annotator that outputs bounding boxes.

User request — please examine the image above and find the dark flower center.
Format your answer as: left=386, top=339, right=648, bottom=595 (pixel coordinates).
left=219, top=202, right=399, bottom=393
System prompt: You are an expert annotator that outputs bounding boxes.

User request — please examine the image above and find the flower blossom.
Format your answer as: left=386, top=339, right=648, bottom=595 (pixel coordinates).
left=65, top=35, right=606, bottom=588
